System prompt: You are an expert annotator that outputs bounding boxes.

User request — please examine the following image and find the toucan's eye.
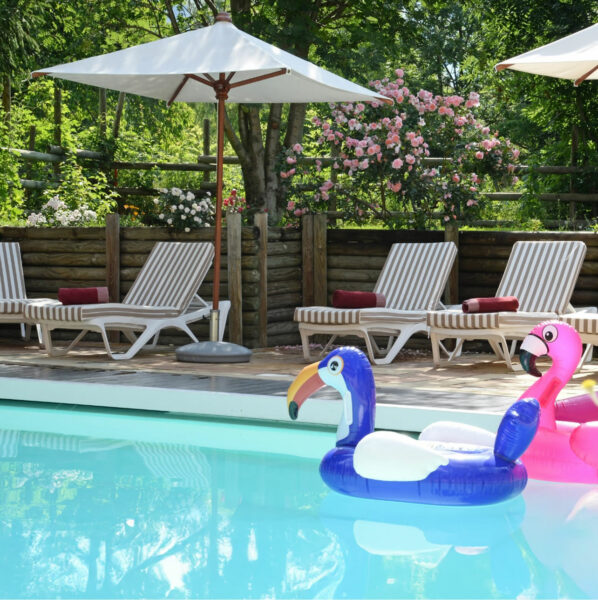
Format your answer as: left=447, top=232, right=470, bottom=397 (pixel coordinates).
left=542, top=324, right=558, bottom=343
left=327, top=356, right=344, bottom=376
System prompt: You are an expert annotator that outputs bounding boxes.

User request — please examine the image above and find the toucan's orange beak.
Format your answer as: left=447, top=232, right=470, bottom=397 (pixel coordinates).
left=287, top=361, right=324, bottom=420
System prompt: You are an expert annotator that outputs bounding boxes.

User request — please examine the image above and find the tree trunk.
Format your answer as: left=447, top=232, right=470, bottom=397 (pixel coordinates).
left=236, top=104, right=267, bottom=212
left=112, top=92, right=126, bottom=139
left=264, top=103, right=283, bottom=219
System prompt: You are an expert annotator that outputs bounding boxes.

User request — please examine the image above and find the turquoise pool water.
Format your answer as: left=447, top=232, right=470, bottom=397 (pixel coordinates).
left=0, top=402, right=597, bottom=599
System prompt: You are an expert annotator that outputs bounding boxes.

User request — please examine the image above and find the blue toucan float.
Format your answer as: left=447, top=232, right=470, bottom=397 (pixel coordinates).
left=287, top=347, right=540, bottom=506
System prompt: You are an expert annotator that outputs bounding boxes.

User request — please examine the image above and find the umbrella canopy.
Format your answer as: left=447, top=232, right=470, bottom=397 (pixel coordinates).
left=495, top=23, right=598, bottom=86
left=33, top=13, right=388, bottom=342
left=33, top=14, right=387, bottom=105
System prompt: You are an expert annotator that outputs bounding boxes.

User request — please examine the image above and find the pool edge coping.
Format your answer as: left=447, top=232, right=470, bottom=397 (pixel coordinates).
left=0, top=374, right=503, bottom=433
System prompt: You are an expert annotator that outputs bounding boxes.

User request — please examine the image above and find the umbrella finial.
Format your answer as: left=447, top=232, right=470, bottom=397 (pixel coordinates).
left=215, top=12, right=232, bottom=23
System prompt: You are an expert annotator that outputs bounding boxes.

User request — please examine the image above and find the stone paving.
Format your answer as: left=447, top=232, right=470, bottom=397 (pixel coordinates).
left=0, top=338, right=593, bottom=415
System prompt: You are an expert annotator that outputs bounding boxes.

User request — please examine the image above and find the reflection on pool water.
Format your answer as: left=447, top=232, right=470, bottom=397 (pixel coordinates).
left=0, top=403, right=597, bottom=599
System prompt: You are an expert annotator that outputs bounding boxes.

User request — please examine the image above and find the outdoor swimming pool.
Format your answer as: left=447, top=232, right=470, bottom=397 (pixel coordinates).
left=0, top=401, right=596, bottom=599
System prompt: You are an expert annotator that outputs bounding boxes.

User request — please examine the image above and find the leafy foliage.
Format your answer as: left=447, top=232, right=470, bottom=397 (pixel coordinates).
left=25, top=155, right=117, bottom=226
left=1, top=0, right=598, bottom=230
left=0, top=123, right=24, bottom=222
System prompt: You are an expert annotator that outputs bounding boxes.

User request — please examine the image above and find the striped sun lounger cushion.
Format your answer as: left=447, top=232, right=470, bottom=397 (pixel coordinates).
left=295, top=307, right=361, bottom=325
left=123, top=242, right=214, bottom=312
left=427, top=310, right=501, bottom=329
left=495, top=240, right=586, bottom=313
left=0, top=243, right=27, bottom=300
left=374, top=242, right=457, bottom=310
left=0, top=300, right=27, bottom=314
left=356, top=308, right=427, bottom=325
left=295, top=242, right=457, bottom=325
left=427, top=310, right=559, bottom=330
left=23, top=241, right=214, bottom=323
left=295, top=307, right=428, bottom=326
left=25, top=302, right=180, bottom=322
left=561, top=313, right=598, bottom=335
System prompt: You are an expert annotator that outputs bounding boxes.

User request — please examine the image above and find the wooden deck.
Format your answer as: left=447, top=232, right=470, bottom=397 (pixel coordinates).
left=0, top=336, right=593, bottom=433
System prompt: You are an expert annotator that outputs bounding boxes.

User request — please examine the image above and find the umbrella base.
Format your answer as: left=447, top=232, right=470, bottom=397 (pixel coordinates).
left=176, top=341, right=252, bottom=363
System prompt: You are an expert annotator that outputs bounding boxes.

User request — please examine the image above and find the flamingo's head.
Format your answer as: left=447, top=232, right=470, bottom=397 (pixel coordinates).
left=520, top=321, right=582, bottom=378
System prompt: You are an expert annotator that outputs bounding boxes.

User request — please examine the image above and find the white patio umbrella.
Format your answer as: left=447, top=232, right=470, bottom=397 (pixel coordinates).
left=33, top=12, right=388, bottom=360
left=495, top=23, right=598, bottom=86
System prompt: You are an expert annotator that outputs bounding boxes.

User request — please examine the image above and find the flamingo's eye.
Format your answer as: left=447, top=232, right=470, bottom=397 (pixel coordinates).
left=327, top=356, right=344, bottom=376
left=542, top=324, right=558, bottom=343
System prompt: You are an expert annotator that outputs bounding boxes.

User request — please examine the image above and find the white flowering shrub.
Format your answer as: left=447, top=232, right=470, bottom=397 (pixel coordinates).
left=153, top=187, right=214, bottom=232
left=26, top=196, right=99, bottom=227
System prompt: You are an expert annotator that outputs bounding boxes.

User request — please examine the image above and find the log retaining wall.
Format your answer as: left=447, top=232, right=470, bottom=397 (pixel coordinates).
left=1, top=221, right=598, bottom=351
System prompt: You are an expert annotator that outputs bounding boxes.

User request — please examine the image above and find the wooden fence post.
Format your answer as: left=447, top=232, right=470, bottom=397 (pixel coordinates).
left=254, top=212, right=268, bottom=348
left=53, top=86, right=61, bottom=177
left=25, top=126, right=36, bottom=196
left=301, top=214, right=314, bottom=306
left=106, top=213, right=120, bottom=303
left=226, top=212, right=243, bottom=344
left=313, top=213, right=328, bottom=306
left=106, top=213, right=120, bottom=344
left=444, top=222, right=459, bottom=305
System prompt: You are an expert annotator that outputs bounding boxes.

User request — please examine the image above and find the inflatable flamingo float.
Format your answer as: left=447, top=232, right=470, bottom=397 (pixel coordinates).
left=519, top=320, right=598, bottom=483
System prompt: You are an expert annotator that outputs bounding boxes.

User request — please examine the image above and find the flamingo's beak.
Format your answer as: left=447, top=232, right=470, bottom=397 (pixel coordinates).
left=287, top=361, right=324, bottom=420
left=520, top=333, right=547, bottom=378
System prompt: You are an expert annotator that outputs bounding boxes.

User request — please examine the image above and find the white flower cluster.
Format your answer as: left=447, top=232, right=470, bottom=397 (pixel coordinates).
left=154, top=187, right=214, bottom=232
left=26, top=196, right=98, bottom=227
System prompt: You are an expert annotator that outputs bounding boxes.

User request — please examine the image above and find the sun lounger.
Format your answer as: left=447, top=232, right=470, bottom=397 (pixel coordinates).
left=25, top=241, right=230, bottom=360
left=427, top=240, right=590, bottom=370
left=295, top=241, right=458, bottom=364
left=0, top=242, right=58, bottom=339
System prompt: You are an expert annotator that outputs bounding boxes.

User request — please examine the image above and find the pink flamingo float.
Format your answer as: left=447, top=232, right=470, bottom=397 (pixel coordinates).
left=519, top=321, right=598, bottom=483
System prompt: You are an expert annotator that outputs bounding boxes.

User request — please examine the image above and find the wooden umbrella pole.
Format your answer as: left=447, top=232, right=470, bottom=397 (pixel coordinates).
left=210, top=75, right=229, bottom=341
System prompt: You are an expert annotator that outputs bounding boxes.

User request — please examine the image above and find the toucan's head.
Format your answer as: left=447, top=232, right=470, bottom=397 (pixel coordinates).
left=287, top=347, right=374, bottom=420
left=520, top=321, right=582, bottom=378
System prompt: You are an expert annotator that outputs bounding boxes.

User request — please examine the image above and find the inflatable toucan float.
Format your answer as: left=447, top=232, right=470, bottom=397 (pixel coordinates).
left=287, top=346, right=540, bottom=506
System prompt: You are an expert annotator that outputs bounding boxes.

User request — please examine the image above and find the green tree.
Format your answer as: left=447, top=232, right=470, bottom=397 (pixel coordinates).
left=78, top=0, right=408, bottom=221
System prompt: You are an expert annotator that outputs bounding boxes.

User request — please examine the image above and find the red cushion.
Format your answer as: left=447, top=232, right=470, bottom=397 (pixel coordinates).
left=332, top=290, right=386, bottom=309
left=462, top=296, right=519, bottom=313
left=58, top=287, right=110, bottom=305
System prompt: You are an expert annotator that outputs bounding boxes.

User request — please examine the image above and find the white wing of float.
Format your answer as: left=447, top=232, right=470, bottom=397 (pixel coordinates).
left=354, top=431, right=449, bottom=481
left=419, top=421, right=496, bottom=447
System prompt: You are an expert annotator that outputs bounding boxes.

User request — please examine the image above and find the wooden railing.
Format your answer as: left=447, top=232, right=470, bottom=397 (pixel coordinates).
left=6, top=143, right=598, bottom=226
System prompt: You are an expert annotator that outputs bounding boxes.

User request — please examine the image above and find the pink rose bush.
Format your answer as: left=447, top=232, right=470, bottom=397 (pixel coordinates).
left=279, top=69, right=521, bottom=227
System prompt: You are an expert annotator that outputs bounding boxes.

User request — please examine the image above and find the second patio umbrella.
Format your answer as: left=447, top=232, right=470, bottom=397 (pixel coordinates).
left=495, top=23, right=598, bottom=86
